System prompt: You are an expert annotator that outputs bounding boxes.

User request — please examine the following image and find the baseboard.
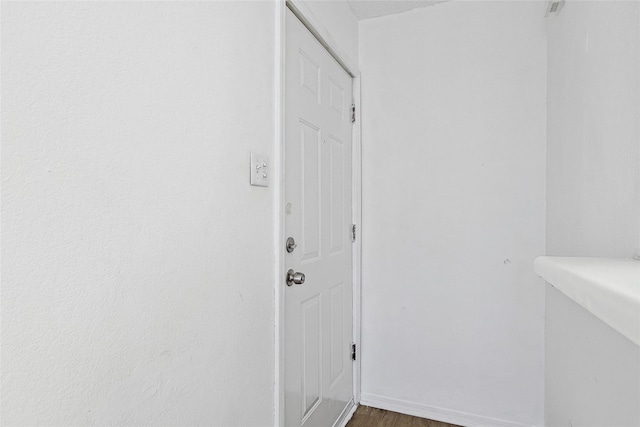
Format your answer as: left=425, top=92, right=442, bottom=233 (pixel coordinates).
left=360, top=393, right=534, bottom=427
left=333, top=398, right=357, bottom=427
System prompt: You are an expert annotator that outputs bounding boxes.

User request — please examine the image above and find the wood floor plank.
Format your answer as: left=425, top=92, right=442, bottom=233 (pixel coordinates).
left=346, top=406, right=461, bottom=427
left=376, top=409, right=396, bottom=427
left=410, top=415, right=432, bottom=427
left=394, top=412, right=415, bottom=427
left=347, top=406, right=376, bottom=427
left=428, top=420, right=459, bottom=427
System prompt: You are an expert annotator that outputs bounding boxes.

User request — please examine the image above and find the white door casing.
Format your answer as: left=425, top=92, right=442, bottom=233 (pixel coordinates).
left=284, top=8, right=354, bottom=427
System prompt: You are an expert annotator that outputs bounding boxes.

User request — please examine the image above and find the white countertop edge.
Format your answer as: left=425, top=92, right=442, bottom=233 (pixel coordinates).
left=534, top=256, right=640, bottom=346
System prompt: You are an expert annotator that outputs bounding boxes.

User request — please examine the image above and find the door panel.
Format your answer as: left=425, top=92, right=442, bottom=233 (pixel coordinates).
left=301, top=295, right=322, bottom=419
left=329, top=282, right=344, bottom=386
left=329, top=136, right=344, bottom=254
left=299, top=120, right=321, bottom=261
left=285, top=8, right=353, bottom=427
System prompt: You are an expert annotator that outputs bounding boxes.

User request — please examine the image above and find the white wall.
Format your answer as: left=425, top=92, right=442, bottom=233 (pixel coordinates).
left=546, top=0, right=640, bottom=258
left=358, top=2, right=547, bottom=426
left=1, top=2, right=276, bottom=425
left=545, top=2, right=640, bottom=425
left=545, top=285, right=640, bottom=427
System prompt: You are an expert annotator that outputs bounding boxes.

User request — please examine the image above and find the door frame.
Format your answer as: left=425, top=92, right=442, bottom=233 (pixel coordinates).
left=274, top=1, right=362, bottom=425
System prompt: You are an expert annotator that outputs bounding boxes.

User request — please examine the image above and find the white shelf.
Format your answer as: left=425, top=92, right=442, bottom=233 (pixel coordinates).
left=534, top=256, right=640, bottom=346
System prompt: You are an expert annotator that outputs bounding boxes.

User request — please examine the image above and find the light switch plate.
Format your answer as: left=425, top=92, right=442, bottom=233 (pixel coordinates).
left=250, top=152, right=269, bottom=187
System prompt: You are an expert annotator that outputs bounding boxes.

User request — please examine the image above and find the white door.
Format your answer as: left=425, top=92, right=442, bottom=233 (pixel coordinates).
left=284, top=8, right=354, bottom=427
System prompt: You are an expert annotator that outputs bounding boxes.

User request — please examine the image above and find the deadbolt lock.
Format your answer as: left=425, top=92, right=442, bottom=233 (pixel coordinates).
left=286, top=237, right=297, bottom=253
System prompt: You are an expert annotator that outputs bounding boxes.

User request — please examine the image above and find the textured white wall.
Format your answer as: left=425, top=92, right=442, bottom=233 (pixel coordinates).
left=546, top=0, right=640, bottom=258
left=358, top=2, right=547, bottom=426
left=546, top=285, right=640, bottom=427
left=545, top=2, right=640, bottom=425
left=1, top=2, right=276, bottom=425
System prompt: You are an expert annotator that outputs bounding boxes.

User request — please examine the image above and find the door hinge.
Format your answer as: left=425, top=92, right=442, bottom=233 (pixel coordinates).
left=351, top=343, right=357, bottom=361
left=351, top=104, right=356, bottom=123
left=351, top=224, right=356, bottom=242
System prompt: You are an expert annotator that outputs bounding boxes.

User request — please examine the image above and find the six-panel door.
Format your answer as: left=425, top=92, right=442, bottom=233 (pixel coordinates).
left=284, top=8, right=354, bottom=427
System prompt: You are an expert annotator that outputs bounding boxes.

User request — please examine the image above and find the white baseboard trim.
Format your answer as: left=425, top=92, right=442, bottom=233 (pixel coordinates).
left=333, top=398, right=357, bottom=427
left=360, top=393, right=534, bottom=427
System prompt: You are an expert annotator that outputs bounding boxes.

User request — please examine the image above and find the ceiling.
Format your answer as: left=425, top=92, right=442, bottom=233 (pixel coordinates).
left=346, top=0, right=449, bottom=20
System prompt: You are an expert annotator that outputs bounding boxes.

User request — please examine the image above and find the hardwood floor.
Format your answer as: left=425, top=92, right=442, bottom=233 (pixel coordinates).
left=345, top=406, right=462, bottom=427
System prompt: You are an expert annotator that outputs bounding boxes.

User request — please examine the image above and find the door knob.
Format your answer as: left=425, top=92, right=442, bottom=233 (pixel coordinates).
left=286, top=269, right=305, bottom=286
